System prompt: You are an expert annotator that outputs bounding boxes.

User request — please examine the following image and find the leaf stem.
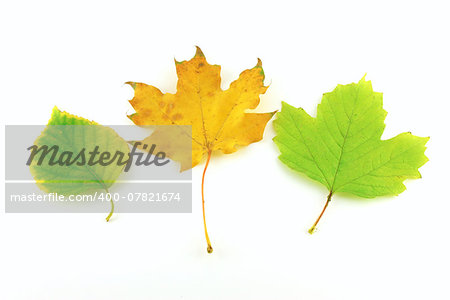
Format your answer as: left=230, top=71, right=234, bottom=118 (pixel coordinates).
left=202, top=150, right=213, bottom=253
left=105, top=188, right=114, bottom=222
left=308, top=191, right=333, bottom=234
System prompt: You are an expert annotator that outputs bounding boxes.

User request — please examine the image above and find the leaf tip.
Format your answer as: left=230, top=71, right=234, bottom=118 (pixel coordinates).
left=174, top=57, right=186, bottom=65
left=48, top=106, right=62, bottom=125
left=253, top=58, right=265, bottom=78
left=126, top=81, right=137, bottom=90
left=127, top=113, right=137, bottom=121
left=280, top=101, right=297, bottom=111
left=361, top=73, right=368, bottom=82
left=51, top=105, right=61, bottom=116
left=194, top=46, right=205, bottom=58
left=256, top=57, right=262, bottom=67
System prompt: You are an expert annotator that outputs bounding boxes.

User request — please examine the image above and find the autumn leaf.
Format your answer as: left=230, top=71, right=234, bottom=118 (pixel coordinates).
left=29, top=107, right=129, bottom=221
left=127, top=47, right=275, bottom=253
left=273, top=77, right=429, bottom=233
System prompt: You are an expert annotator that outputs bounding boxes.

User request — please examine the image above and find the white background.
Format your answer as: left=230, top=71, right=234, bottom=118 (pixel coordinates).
left=1, top=1, right=449, bottom=299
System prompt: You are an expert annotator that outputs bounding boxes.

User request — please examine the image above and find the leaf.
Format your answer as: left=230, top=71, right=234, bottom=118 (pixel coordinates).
left=127, top=46, right=275, bottom=168
left=273, top=77, right=429, bottom=233
left=127, top=47, right=275, bottom=252
left=29, top=107, right=129, bottom=221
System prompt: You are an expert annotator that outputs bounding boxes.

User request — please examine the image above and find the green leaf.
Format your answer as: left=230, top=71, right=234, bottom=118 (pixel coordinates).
left=29, top=107, right=129, bottom=221
left=273, top=77, right=429, bottom=233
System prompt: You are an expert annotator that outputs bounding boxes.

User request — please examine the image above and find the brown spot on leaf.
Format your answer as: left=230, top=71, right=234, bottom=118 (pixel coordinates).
left=166, top=103, right=175, bottom=114
left=172, top=113, right=183, bottom=121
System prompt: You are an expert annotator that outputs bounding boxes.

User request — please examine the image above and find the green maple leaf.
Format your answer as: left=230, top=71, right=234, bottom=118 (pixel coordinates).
left=273, top=77, right=429, bottom=233
left=29, top=107, right=129, bottom=221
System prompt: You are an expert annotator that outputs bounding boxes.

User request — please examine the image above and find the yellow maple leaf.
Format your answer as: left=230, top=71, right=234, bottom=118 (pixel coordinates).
left=127, top=47, right=275, bottom=253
